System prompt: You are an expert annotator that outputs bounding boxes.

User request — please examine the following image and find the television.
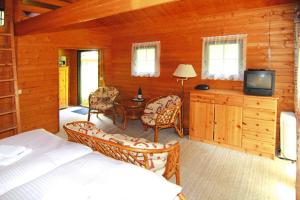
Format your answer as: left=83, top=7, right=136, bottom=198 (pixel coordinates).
left=244, top=70, right=275, bottom=96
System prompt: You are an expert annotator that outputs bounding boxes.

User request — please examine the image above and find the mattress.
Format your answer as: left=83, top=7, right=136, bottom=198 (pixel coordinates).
left=1, top=152, right=182, bottom=200
left=0, top=129, right=92, bottom=195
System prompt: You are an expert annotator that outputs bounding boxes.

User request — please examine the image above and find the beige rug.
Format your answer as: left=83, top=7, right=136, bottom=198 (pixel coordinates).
left=57, top=107, right=296, bottom=200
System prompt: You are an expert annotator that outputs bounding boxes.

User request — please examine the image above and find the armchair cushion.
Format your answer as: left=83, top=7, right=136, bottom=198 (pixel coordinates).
left=141, top=113, right=157, bottom=126
left=89, top=101, right=114, bottom=111
left=142, top=95, right=181, bottom=127
left=64, top=122, right=177, bottom=175
left=89, top=87, right=119, bottom=111
left=144, top=95, right=181, bottom=114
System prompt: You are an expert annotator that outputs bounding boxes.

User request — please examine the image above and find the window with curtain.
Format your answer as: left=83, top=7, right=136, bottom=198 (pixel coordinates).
left=0, top=0, right=4, bottom=26
left=202, top=34, right=247, bottom=80
left=131, top=41, right=160, bottom=77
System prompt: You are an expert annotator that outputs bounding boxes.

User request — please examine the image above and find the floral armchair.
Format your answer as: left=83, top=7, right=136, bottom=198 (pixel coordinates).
left=88, top=86, right=119, bottom=123
left=141, top=95, right=183, bottom=142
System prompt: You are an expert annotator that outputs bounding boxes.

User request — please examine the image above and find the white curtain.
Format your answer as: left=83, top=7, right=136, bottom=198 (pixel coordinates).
left=131, top=41, right=160, bottom=77
left=202, top=34, right=247, bottom=81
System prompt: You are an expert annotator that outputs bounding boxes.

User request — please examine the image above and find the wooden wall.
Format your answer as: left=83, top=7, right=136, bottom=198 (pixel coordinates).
left=104, top=4, right=296, bottom=146
left=14, top=2, right=296, bottom=144
left=58, top=49, right=78, bottom=106
left=16, top=29, right=111, bottom=132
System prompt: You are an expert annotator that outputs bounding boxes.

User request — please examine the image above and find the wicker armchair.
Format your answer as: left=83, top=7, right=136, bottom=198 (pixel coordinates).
left=88, top=86, right=119, bottom=123
left=63, top=121, right=181, bottom=185
left=141, top=95, right=183, bottom=142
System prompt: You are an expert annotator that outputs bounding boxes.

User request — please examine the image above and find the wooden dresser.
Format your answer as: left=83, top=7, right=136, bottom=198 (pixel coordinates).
left=189, top=89, right=278, bottom=159
left=59, top=66, right=69, bottom=109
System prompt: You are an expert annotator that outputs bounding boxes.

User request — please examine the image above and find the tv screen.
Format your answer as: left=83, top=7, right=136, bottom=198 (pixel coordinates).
left=246, top=73, right=272, bottom=89
left=244, top=70, right=275, bottom=96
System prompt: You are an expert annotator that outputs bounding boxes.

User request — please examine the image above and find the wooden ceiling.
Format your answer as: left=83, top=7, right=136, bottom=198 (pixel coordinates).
left=14, top=0, right=298, bottom=35
left=91, top=0, right=298, bottom=28
left=15, top=0, right=80, bottom=21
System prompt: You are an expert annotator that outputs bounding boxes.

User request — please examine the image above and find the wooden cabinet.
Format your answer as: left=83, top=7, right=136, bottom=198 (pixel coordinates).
left=242, top=96, right=277, bottom=158
left=189, top=89, right=278, bottom=158
left=214, top=105, right=242, bottom=147
left=59, top=66, right=69, bottom=109
left=189, top=99, right=214, bottom=141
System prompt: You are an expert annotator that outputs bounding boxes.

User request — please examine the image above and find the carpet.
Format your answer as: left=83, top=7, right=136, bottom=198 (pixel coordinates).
left=59, top=108, right=296, bottom=200
left=71, top=108, right=89, bottom=115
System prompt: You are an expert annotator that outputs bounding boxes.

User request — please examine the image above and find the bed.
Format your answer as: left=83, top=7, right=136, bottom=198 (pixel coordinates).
left=0, top=129, right=185, bottom=200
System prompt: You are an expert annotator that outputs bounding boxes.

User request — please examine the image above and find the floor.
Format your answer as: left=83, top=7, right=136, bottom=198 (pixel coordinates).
left=58, top=106, right=296, bottom=200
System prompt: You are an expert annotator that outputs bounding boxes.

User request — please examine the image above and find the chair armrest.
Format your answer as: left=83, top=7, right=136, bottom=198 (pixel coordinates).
left=155, top=105, right=180, bottom=126
left=163, top=140, right=180, bottom=184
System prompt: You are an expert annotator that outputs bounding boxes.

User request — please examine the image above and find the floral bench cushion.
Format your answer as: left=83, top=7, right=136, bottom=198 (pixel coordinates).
left=65, top=122, right=176, bottom=175
left=144, top=95, right=181, bottom=114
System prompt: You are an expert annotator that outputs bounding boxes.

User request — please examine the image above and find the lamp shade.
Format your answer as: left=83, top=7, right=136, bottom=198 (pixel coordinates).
left=173, top=64, right=197, bottom=78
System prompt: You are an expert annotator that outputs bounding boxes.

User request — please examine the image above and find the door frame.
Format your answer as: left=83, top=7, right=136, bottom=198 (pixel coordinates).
left=77, top=49, right=102, bottom=107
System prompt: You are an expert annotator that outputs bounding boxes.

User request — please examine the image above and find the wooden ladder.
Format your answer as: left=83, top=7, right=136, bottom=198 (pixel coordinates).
left=0, top=13, right=21, bottom=139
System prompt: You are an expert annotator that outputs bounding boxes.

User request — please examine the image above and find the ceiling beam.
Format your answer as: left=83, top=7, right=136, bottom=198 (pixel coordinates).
left=32, top=0, right=71, bottom=7
left=19, top=4, right=53, bottom=14
left=15, top=0, right=179, bottom=36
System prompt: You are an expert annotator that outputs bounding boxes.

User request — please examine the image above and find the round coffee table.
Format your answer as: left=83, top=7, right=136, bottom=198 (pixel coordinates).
left=117, top=99, right=146, bottom=129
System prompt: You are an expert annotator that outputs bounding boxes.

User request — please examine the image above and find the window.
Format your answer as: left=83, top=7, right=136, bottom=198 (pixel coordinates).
left=202, top=34, right=246, bottom=80
left=131, top=41, right=160, bottom=77
left=0, top=0, right=4, bottom=26
left=0, top=10, right=4, bottom=26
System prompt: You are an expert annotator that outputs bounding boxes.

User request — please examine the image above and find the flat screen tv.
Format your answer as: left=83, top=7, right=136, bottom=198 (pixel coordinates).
left=244, top=70, right=275, bottom=96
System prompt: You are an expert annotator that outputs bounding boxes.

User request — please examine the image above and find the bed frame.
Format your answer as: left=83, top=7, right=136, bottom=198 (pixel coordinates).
left=63, top=121, right=186, bottom=200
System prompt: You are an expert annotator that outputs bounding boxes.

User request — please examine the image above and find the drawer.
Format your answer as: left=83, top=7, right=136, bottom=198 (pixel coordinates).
left=243, top=130, right=275, bottom=143
left=214, top=95, right=243, bottom=106
left=242, top=137, right=275, bottom=154
left=243, top=108, right=276, bottom=121
left=190, top=93, right=214, bottom=103
left=244, top=96, right=277, bottom=110
left=242, top=117, right=276, bottom=134
left=244, top=148, right=275, bottom=159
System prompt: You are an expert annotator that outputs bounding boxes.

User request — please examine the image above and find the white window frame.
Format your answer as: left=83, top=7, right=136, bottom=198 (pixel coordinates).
left=131, top=41, right=160, bottom=77
left=201, top=34, right=247, bottom=81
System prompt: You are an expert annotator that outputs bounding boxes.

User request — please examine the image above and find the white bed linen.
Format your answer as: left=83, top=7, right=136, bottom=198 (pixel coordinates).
left=0, top=145, right=26, bottom=157
left=1, top=152, right=182, bottom=200
left=0, top=129, right=92, bottom=195
left=0, top=148, right=32, bottom=166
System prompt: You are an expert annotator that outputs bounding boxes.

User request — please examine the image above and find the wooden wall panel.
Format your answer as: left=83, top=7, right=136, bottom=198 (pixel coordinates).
left=58, top=49, right=78, bottom=106
left=105, top=4, right=296, bottom=146
left=67, top=50, right=78, bottom=106
left=16, top=29, right=111, bottom=133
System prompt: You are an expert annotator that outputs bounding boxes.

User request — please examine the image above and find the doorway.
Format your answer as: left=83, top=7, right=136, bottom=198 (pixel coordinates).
left=78, top=50, right=99, bottom=107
